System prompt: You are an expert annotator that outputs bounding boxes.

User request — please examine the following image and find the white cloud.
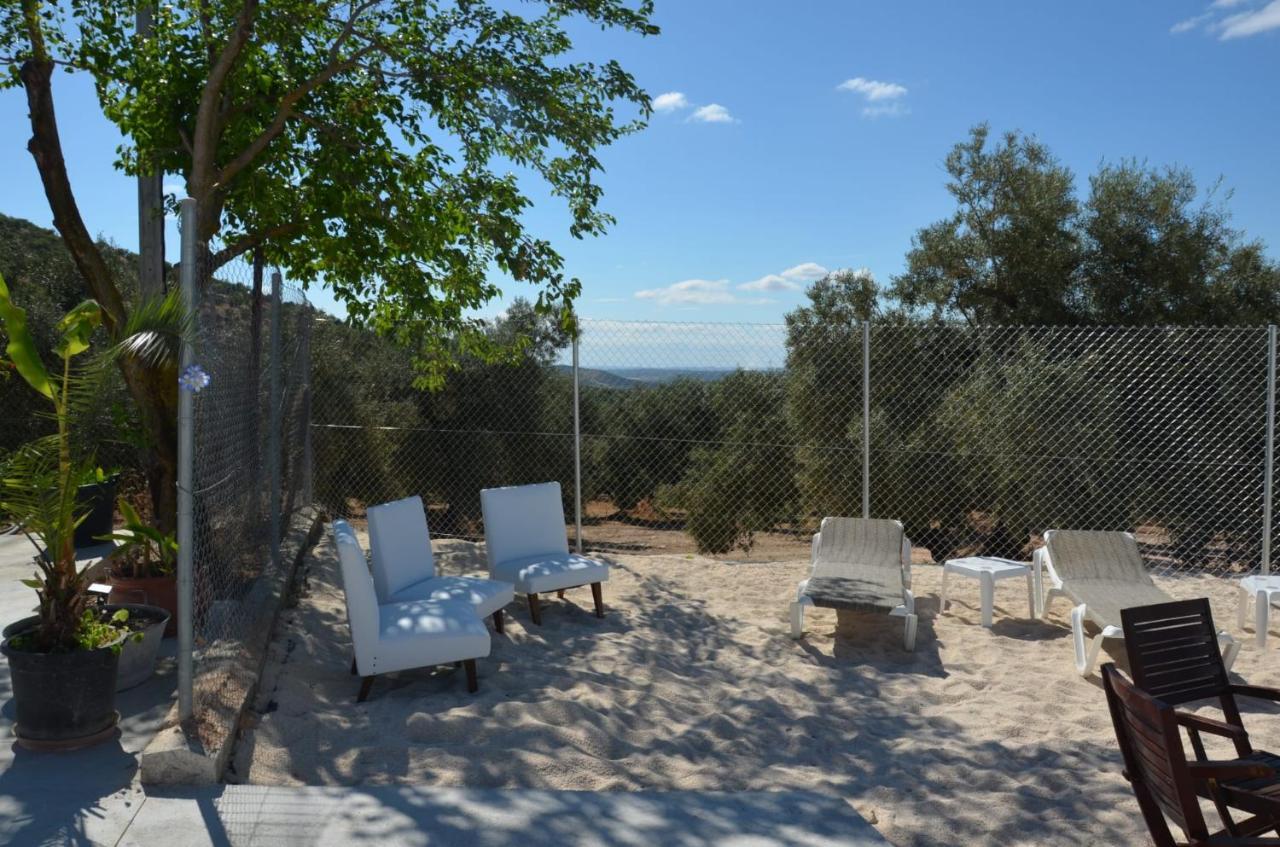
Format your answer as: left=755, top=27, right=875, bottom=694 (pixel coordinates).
left=651, top=91, right=689, bottom=112
left=1170, top=13, right=1211, bottom=32
left=837, top=77, right=909, bottom=102
left=689, top=103, right=736, bottom=124
left=1171, top=0, right=1280, bottom=37
left=635, top=279, right=739, bottom=306
left=862, top=103, right=911, bottom=119
left=1219, top=0, right=1280, bottom=37
left=739, top=262, right=830, bottom=292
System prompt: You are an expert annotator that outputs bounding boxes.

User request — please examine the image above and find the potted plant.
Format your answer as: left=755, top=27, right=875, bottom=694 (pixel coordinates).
left=74, top=466, right=120, bottom=549
left=101, top=497, right=178, bottom=637
left=0, top=273, right=187, bottom=748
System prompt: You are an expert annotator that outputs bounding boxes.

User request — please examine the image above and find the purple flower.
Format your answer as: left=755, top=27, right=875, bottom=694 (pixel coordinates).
left=179, top=364, right=211, bottom=394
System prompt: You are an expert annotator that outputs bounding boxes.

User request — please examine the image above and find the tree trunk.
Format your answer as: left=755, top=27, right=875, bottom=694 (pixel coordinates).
left=22, top=56, right=180, bottom=532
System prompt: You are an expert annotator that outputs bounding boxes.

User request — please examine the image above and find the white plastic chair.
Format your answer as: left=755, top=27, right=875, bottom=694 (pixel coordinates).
left=1037, top=529, right=1239, bottom=677
left=479, top=482, right=609, bottom=625
left=332, top=519, right=491, bottom=701
left=790, top=517, right=917, bottom=650
left=367, top=495, right=514, bottom=633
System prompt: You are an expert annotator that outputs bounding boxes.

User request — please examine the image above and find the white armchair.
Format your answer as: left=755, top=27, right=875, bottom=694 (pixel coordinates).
left=479, top=482, right=609, bottom=625
left=332, top=520, right=491, bottom=701
left=367, top=496, right=514, bottom=633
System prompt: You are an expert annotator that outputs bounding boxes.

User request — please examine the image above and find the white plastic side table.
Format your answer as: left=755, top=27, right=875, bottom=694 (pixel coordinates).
left=1237, top=574, right=1280, bottom=649
left=941, top=557, right=1035, bottom=628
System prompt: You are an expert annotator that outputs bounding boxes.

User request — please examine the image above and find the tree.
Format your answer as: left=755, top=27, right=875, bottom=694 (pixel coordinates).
left=671, top=370, right=797, bottom=555
left=1080, top=161, right=1280, bottom=324
left=2, top=0, right=656, bottom=529
left=891, top=124, right=1082, bottom=324
left=784, top=269, right=881, bottom=521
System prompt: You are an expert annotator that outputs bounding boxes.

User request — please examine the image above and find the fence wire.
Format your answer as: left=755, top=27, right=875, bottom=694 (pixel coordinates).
left=189, top=254, right=310, bottom=749
left=313, top=319, right=1274, bottom=576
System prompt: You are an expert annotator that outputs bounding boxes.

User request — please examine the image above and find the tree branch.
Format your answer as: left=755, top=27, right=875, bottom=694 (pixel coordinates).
left=216, top=1, right=382, bottom=188
left=190, top=0, right=259, bottom=197
left=216, top=44, right=380, bottom=188
left=209, top=222, right=305, bottom=270
left=19, top=50, right=127, bottom=333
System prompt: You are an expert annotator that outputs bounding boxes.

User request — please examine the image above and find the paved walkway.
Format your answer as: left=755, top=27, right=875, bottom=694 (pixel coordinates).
left=0, top=532, right=178, bottom=845
left=1, top=532, right=889, bottom=846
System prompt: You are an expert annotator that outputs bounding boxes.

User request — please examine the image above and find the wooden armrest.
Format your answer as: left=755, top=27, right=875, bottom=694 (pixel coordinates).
left=1233, top=684, right=1280, bottom=703
left=1187, top=760, right=1275, bottom=781
left=1178, top=711, right=1248, bottom=740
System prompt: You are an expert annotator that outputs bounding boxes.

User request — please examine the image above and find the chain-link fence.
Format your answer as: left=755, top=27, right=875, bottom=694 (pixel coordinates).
left=185, top=249, right=311, bottom=750
left=312, top=318, right=1276, bottom=577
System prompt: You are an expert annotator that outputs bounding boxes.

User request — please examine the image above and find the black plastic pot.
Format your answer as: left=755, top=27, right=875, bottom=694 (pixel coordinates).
left=73, top=475, right=118, bottom=549
left=0, top=621, right=123, bottom=750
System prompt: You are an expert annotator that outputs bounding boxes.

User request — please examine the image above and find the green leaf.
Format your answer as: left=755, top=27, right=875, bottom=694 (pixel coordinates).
left=117, top=496, right=142, bottom=527
left=54, top=300, right=103, bottom=359
left=0, top=273, right=53, bottom=399
left=111, top=609, right=130, bottom=623
left=20, top=578, right=43, bottom=589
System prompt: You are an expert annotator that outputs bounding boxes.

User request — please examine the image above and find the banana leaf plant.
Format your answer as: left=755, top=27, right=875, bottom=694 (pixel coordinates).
left=0, top=272, right=190, bottom=652
left=97, top=497, right=177, bottom=579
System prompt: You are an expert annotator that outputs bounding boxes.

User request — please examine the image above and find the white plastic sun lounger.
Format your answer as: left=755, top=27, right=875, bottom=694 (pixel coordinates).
left=790, top=517, right=917, bottom=650
left=332, top=519, right=491, bottom=701
left=479, top=482, right=609, bottom=625
left=1037, top=529, right=1239, bottom=678
left=367, top=495, right=514, bottom=634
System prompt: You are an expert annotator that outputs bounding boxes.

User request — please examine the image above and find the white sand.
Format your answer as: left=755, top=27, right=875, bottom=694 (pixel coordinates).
left=233, top=535, right=1280, bottom=846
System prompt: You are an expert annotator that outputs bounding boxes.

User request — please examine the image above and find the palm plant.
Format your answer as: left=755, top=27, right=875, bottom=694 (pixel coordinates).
left=0, top=272, right=189, bottom=652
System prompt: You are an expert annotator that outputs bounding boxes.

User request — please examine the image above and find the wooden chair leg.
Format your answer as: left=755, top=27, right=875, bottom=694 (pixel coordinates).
left=464, top=659, right=478, bottom=693
left=357, top=676, right=375, bottom=703
left=350, top=657, right=357, bottom=676
left=492, top=608, right=505, bottom=634
left=528, top=593, right=542, bottom=625
left=591, top=582, right=604, bottom=619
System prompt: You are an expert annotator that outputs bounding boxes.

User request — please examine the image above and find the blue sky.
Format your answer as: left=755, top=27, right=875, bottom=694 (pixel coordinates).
left=2, top=0, right=1278, bottom=328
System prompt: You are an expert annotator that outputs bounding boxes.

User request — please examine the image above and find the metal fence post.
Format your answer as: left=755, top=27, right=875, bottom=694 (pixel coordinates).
left=268, top=271, right=283, bottom=568
left=301, top=310, right=313, bottom=507
left=573, top=332, right=583, bottom=554
left=862, top=320, right=871, bottom=520
left=1264, top=325, right=1277, bottom=574
left=176, top=198, right=197, bottom=721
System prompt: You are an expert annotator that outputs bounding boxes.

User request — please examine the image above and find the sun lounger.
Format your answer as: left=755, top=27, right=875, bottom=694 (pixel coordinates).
left=1037, top=529, right=1238, bottom=677
left=480, top=482, right=609, bottom=625
left=332, top=519, right=490, bottom=701
left=367, top=495, right=514, bottom=633
left=789, top=517, right=917, bottom=650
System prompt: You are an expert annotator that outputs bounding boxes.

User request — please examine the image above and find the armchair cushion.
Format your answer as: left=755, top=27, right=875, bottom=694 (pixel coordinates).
left=389, top=576, right=514, bottom=620
left=367, top=495, right=436, bottom=602
left=490, top=552, right=609, bottom=595
left=371, top=599, right=490, bottom=676
left=480, top=482, right=570, bottom=571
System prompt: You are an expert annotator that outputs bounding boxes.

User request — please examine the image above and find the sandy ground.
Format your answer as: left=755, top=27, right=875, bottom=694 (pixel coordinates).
left=232, top=534, right=1280, bottom=846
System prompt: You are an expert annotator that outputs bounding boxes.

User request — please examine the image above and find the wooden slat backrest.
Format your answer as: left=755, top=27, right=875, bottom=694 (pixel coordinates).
left=1122, top=599, right=1230, bottom=705
left=1121, top=598, right=1252, bottom=760
left=1103, top=663, right=1209, bottom=846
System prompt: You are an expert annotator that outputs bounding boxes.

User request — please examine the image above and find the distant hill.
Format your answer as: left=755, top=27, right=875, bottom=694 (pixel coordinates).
left=610, top=368, right=736, bottom=384
left=552, top=365, right=747, bottom=388
left=552, top=364, right=639, bottom=389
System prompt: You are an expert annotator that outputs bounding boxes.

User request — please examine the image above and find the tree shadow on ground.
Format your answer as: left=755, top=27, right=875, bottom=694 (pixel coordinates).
left=231, top=535, right=1151, bottom=846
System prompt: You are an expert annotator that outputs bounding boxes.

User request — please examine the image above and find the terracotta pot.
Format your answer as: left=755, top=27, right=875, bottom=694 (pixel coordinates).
left=107, top=574, right=178, bottom=637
